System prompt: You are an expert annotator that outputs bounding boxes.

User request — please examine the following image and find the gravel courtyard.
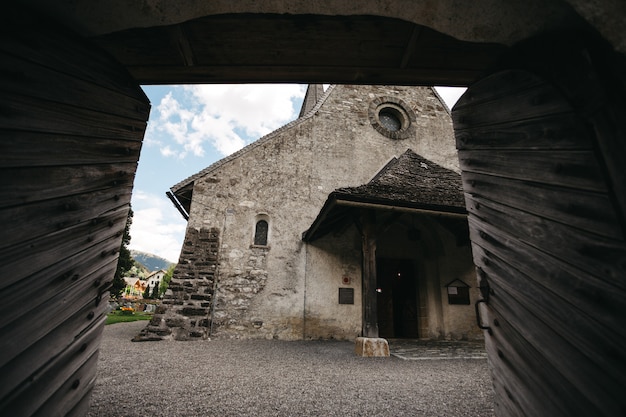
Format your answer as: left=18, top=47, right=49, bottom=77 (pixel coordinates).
left=88, top=321, right=494, bottom=417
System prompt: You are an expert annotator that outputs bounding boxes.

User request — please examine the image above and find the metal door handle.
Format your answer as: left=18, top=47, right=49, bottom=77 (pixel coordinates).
left=475, top=299, right=492, bottom=334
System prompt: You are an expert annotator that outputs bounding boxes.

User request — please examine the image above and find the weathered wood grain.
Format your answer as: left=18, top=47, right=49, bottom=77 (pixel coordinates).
left=0, top=53, right=150, bottom=121
left=0, top=131, right=142, bottom=167
left=0, top=90, right=147, bottom=139
left=31, top=350, right=102, bottom=417
left=468, top=225, right=626, bottom=338
left=0, top=255, right=116, bottom=334
left=455, top=112, right=592, bottom=150
left=466, top=197, right=626, bottom=285
left=458, top=149, right=607, bottom=192
left=471, top=240, right=626, bottom=390
left=462, top=171, right=622, bottom=239
left=0, top=11, right=149, bottom=417
left=0, top=206, right=129, bottom=290
left=454, top=60, right=626, bottom=417
left=0, top=189, right=132, bottom=250
left=0, top=13, right=148, bottom=102
left=0, top=300, right=107, bottom=410
left=0, top=163, right=135, bottom=209
left=0, top=264, right=112, bottom=368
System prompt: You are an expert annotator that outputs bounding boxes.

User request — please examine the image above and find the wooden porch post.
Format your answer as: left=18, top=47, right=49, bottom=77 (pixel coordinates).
left=360, top=210, right=378, bottom=338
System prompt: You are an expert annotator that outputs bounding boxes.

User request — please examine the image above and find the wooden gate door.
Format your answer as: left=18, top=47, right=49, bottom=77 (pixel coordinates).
left=452, top=38, right=626, bottom=417
left=0, top=10, right=150, bottom=416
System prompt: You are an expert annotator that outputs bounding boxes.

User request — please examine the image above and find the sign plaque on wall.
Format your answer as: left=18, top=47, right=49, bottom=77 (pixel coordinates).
left=338, top=288, right=354, bottom=305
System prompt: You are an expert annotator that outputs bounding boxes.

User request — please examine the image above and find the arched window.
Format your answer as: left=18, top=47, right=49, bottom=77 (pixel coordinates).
left=254, top=220, right=269, bottom=246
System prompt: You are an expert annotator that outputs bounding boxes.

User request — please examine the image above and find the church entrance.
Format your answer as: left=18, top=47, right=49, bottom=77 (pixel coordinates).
left=376, top=258, right=419, bottom=338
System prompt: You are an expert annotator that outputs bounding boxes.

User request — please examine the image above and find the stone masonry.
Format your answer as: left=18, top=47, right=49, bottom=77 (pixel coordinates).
left=134, top=227, right=219, bottom=341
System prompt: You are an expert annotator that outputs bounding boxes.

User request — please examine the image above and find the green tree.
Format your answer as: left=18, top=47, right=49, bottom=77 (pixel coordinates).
left=159, top=264, right=175, bottom=297
left=142, top=284, right=151, bottom=299
left=110, top=207, right=135, bottom=298
left=151, top=281, right=160, bottom=299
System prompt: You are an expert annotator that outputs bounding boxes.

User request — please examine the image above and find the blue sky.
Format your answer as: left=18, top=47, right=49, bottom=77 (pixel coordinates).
left=129, top=85, right=465, bottom=263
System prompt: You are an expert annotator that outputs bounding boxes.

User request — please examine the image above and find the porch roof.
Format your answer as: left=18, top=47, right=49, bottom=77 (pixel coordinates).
left=303, top=149, right=466, bottom=242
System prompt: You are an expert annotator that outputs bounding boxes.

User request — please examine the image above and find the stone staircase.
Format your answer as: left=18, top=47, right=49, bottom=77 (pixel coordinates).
left=133, top=227, right=220, bottom=341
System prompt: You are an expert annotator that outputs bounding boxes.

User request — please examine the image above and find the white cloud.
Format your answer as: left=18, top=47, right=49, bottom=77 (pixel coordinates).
left=128, top=191, right=187, bottom=263
left=145, top=84, right=306, bottom=159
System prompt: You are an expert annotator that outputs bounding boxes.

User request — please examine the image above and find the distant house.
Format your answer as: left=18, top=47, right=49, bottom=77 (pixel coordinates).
left=123, top=277, right=147, bottom=299
left=146, top=269, right=165, bottom=294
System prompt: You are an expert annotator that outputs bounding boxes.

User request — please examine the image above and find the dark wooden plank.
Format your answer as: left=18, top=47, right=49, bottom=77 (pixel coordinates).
left=0, top=263, right=112, bottom=368
left=31, top=351, right=101, bottom=417
left=0, top=131, right=141, bottom=167
left=0, top=297, right=107, bottom=404
left=124, top=64, right=484, bottom=86
left=483, top=315, right=604, bottom=417
left=585, top=89, right=626, bottom=236
left=0, top=11, right=148, bottom=102
left=466, top=199, right=626, bottom=289
left=0, top=188, right=132, bottom=250
left=462, top=172, right=622, bottom=239
left=483, top=334, right=577, bottom=417
left=0, top=53, right=150, bottom=121
left=0, top=254, right=118, bottom=330
left=64, top=385, right=95, bottom=417
left=0, top=206, right=128, bottom=290
left=0, top=163, right=135, bottom=209
left=486, top=285, right=624, bottom=416
left=458, top=149, right=607, bottom=192
left=472, top=243, right=626, bottom=387
left=455, top=112, right=593, bottom=150
left=468, top=223, right=626, bottom=337
left=453, top=83, right=571, bottom=130
left=453, top=70, right=545, bottom=111
left=0, top=90, right=147, bottom=140
left=0, top=11, right=148, bottom=417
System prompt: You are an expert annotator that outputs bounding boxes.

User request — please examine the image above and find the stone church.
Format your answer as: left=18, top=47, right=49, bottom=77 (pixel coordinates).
left=137, top=84, right=481, bottom=342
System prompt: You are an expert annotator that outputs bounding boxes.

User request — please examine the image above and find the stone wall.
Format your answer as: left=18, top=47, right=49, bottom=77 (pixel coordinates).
left=134, top=227, right=219, bottom=341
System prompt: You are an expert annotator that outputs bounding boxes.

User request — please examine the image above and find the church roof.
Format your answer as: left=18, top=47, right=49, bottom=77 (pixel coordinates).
left=334, top=149, right=464, bottom=209
left=303, top=149, right=466, bottom=242
left=168, top=84, right=337, bottom=217
left=168, top=86, right=450, bottom=219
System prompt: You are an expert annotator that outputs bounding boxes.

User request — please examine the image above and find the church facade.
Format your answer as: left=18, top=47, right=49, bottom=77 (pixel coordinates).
left=140, top=84, right=481, bottom=342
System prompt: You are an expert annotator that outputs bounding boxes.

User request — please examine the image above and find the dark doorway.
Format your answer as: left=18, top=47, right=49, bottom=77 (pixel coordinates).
left=376, top=258, right=419, bottom=338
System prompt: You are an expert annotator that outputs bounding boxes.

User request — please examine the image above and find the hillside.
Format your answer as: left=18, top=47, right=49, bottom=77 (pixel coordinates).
left=130, top=250, right=175, bottom=272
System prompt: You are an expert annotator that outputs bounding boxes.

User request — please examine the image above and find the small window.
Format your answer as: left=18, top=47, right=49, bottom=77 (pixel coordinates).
left=254, top=220, right=268, bottom=246
left=378, top=108, right=403, bottom=131
left=368, top=97, right=417, bottom=140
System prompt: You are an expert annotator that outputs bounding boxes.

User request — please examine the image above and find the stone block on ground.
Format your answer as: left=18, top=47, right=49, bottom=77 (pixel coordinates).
left=355, top=337, right=390, bottom=357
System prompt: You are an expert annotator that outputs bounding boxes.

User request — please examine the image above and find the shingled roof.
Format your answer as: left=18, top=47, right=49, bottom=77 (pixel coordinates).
left=335, top=149, right=464, bottom=209
left=303, top=149, right=466, bottom=242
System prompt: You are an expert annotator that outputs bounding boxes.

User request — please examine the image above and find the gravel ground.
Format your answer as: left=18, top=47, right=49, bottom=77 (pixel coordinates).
left=88, top=321, right=494, bottom=417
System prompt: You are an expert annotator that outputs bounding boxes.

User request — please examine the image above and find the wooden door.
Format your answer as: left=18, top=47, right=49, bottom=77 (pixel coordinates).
left=0, top=10, right=149, bottom=416
left=453, top=40, right=626, bottom=416
left=377, top=258, right=418, bottom=338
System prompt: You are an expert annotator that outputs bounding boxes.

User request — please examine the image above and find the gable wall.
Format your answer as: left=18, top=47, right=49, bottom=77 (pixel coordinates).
left=183, top=85, right=457, bottom=340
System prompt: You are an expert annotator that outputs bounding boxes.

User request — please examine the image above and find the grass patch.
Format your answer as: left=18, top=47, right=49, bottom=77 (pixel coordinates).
left=106, top=310, right=152, bottom=325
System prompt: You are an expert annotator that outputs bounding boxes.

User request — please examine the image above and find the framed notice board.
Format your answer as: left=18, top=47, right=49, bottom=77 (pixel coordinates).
left=445, top=279, right=471, bottom=305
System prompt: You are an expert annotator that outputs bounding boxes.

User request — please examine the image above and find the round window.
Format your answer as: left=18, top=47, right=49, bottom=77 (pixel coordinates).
left=378, top=108, right=403, bottom=132
left=368, top=98, right=416, bottom=140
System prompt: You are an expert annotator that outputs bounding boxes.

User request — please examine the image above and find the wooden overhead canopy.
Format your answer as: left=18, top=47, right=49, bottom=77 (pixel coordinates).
left=92, top=14, right=507, bottom=86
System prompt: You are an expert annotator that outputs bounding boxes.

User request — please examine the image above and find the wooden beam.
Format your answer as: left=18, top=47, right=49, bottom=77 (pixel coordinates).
left=169, top=25, right=196, bottom=67
left=359, top=210, right=378, bottom=338
left=400, top=25, right=422, bottom=69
